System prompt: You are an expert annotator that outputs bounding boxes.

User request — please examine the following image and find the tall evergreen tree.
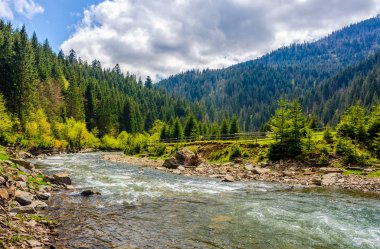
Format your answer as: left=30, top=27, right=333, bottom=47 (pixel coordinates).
left=229, top=115, right=240, bottom=135
left=12, top=25, right=39, bottom=128
left=184, top=113, right=198, bottom=137
left=171, top=118, right=184, bottom=140
left=144, top=76, right=153, bottom=89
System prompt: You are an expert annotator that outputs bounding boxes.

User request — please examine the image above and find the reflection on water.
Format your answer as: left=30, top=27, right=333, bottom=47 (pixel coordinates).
left=34, top=153, right=380, bottom=249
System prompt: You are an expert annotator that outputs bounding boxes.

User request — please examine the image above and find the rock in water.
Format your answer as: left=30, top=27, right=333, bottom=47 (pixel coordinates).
left=163, top=148, right=204, bottom=169
left=81, top=190, right=101, bottom=196
left=223, top=175, right=235, bottom=182
left=52, top=172, right=72, bottom=185
left=15, top=190, right=34, bottom=206
left=162, top=157, right=180, bottom=169
left=36, top=191, right=51, bottom=200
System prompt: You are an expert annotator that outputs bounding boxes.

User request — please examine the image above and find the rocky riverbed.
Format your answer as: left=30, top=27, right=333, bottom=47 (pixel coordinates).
left=0, top=151, right=74, bottom=249
left=103, top=150, right=380, bottom=194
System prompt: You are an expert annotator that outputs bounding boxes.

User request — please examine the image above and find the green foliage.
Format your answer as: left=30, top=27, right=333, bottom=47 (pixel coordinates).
left=268, top=100, right=307, bottom=160
left=229, top=115, right=240, bottom=135
left=323, top=125, right=334, bottom=144
left=26, top=173, right=49, bottom=189
left=367, top=170, right=380, bottom=178
left=335, top=138, right=372, bottom=166
left=343, top=170, right=363, bottom=176
left=220, top=119, right=229, bottom=136
left=336, top=104, right=367, bottom=141
left=0, top=94, right=13, bottom=144
left=229, top=144, right=243, bottom=160
left=154, top=143, right=166, bottom=157
left=171, top=118, right=184, bottom=140
left=184, top=113, right=199, bottom=138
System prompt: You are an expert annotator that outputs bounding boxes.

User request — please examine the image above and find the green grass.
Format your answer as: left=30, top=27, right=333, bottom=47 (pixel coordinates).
left=343, top=169, right=363, bottom=176
left=0, top=153, right=8, bottom=161
left=26, top=173, right=49, bottom=189
left=367, top=170, right=380, bottom=178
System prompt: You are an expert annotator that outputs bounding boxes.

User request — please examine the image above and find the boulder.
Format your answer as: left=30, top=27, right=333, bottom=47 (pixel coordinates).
left=163, top=157, right=180, bottom=169
left=223, top=175, right=235, bottom=182
left=244, top=164, right=254, bottom=171
left=17, top=175, right=28, bottom=182
left=15, top=190, right=34, bottom=206
left=251, top=167, right=270, bottom=175
left=52, top=172, right=72, bottom=185
left=177, top=165, right=185, bottom=171
left=15, top=181, right=27, bottom=190
left=321, top=173, right=341, bottom=186
left=81, top=189, right=101, bottom=197
left=163, top=148, right=204, bottom=169
left=9, top=158, right=34, bottom=170
left=27, top=239, right=42, bottom=248
left=30, top=200, right=48, bottom=210
left=10, top=205, right=36, bottom=214
left=0, top=188, right=10, bottom=204
left=0, top=176, right=5, bottom=186
left=36, top=191, right=50, bottom=200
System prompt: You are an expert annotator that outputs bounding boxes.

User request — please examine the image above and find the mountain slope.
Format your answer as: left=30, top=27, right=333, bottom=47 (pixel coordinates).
left=157, top=16, right=380, bottom=130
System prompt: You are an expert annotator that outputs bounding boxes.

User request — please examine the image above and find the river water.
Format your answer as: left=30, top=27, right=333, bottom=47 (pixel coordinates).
left=33, top=153, right=380, bottom=249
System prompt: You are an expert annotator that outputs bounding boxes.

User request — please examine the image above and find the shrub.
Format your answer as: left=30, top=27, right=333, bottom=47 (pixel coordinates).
left=323, top=125, right=334, bottom=144
left=335, top=138, right=372, bottom=166
left=154, top=143, right=166, bottom=157
left=229, top=144, right=242, bottom=160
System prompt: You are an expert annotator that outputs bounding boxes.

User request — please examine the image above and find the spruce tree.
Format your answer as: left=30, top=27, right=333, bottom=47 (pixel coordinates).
left=184, top=113, right=199, bottom=138
left=229, top=115, right=240, bottom=134
left=220, top=119, right=229, bottom=136
left=145, top=76, right=153, bottom=89
left=171, top=118, right=184, bottom=140
left=12, top=25, right=39, bottom=128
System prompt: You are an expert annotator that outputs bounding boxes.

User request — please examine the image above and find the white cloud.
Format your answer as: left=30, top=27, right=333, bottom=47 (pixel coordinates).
left=0, top=0, right=13, bottom=20
left=0, top=0, right=44, bottom=20
left=61, top=0, right=380, bottom=81
left=14, top=0, right=44, bottom=18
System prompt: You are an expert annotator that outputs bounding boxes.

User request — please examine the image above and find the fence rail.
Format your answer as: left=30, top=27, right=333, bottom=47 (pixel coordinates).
left=158, top=128, right=325, bottom=144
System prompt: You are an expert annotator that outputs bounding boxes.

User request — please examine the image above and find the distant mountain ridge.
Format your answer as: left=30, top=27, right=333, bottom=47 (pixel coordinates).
left=157, top=16, right=380, bottom=129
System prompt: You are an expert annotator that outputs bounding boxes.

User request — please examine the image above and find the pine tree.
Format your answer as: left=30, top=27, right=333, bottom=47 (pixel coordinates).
left=220, top=119, right=229, bottom=136
left=229, top=115, right=240, bottom=134
left=184, top=113, right=198, bottom=138
left=12, top=25, right=39, bottom=128
left=145, top=76, right=153, bottom=89
left=171, top=118, right=184, bottom=140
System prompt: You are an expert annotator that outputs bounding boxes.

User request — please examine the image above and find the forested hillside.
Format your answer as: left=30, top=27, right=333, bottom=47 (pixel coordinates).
left=157, top=16, right=380, bottom=130
left=0, top=21, right=205, bottom=138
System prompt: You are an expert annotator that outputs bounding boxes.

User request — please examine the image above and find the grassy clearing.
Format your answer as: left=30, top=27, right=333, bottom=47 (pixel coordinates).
left=367, top=170, right=380, bottom=178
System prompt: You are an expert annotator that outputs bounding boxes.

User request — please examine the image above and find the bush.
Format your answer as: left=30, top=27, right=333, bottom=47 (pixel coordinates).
left=323, top=126, right=334, bottom=144
left=154, top=143, right=166, bottom=157
left=229, top=144, right=242, bottom=160
left=335, top=138, right=372, bottom=166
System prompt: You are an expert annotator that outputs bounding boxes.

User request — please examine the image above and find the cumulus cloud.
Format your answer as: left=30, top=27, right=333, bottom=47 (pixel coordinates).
left=14, top=0, right=44, bottom=18
left=0, top=0, right=44, bottom=20
left=0, top=0, right=13, bottom=20
left=61, top=0, right=380, bottom=81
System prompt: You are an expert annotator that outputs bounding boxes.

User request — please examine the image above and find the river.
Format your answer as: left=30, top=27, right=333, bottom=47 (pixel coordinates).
left=33, top=153, right=380, bottom=249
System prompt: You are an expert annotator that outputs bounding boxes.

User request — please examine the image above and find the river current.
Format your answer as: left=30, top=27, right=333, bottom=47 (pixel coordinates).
left=33, top=153, right=380, bottom=249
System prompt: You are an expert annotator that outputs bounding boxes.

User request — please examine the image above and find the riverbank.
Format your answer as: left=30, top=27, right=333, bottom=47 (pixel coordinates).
left=0, top=148, right=74, bottom=248
left=103, top=153, right=380, bottom=194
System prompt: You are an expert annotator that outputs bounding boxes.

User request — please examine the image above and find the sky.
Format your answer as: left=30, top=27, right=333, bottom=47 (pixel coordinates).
left=1, top=0, right=380, bottom=81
